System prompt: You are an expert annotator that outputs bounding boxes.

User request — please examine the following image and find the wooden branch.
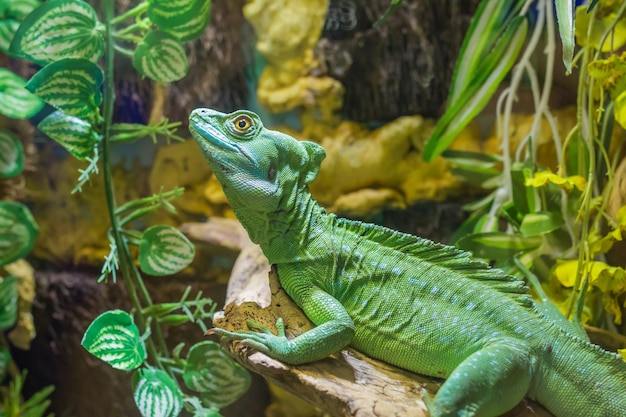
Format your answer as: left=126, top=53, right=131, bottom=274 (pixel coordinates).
left=183, top=219, right=553, bottom=417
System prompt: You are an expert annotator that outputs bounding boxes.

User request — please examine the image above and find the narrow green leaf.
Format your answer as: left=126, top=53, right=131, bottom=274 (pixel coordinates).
left=133, top=30, right=189, bottom=82
left=456, top=232, right=541, bottom=261
left=183, top=341, right=250, bottom=408
left=9, top=0, right=104, bottom=65
left=133, top=368, right=183, bottom=417
left=448, top=0, right=525, bottom=103
left=0, top=20, right=20, bottom=53
left=0, top=276, right=18, bottom=330
left=37, top=110, right=100, bottom=160
left=442, top=149, right=501, bottom=168
left=519, top=211, right=564, bottom=237
left=81, top=310, right=146, bottom=370
left=0, top=201, right=39, bottom=268
left=0, top=347, right=11, bottom=381
left=0, top=130, right=24, bottom=178
left=555, top=0, right=575, bottom=74
left=511, top=165, right=535, bottom=215
left=0, top=68, right=44, bottom=119
left=26, top=58, right=103, bottom=120
left=423, top=17, right=528, bottom=161
left=138, top=225, right=195, bottom=276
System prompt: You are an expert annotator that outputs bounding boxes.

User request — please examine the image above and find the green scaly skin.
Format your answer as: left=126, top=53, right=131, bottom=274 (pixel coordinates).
left=189, top=108, right=626, bottom=417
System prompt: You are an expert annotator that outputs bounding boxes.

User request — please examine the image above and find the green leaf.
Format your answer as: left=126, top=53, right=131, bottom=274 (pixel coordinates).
left=555, top=0, right=575, bottom=74
left=37, top=110, right=100, bottom=160
left=133, top=368, right=183, bottom=417
left=150, top=0, right=211, bottom=42
left=183, top=341, right=250, bottom=408
left=423, top=17, right=528, bottom=161
left=0, top=276, right=18, bottom=330
left=0, top=130, right=24, bottom=178
left=0, top=20, right=20, bottom=53
left=0, top=201, right=38, bottom=268
left=0, top=346, right=12, bottom=381
left=510, top=165, right=535, bottom=215
left=81, top=310, right=146, bottom=371
left=26, top=58, right=103, bottom=120
left=447, top=0, right=525, bottom=104
left=133, top=30, right=189, bottom=82
left=519, top=211, right=565, bottom=237
left=138, top=225, right=195, bottom=276
left=9, top=0, right=104, bottom=65
left=0, top=68, right=44, bottom=119
left=456, top=232, right=541, bottom=261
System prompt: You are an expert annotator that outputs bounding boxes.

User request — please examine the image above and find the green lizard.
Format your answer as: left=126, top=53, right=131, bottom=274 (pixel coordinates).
left=189, top=108, right=626, bottom=417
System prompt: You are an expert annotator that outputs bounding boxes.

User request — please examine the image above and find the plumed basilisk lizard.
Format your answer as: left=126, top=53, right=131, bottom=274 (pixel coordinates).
left=189, top=108, right=626, bottom=417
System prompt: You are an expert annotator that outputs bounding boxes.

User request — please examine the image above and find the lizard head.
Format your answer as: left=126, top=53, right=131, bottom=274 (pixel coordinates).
left=189, top=108, right=326, bottom=217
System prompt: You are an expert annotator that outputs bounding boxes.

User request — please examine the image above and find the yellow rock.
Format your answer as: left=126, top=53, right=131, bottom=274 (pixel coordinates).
left=4, top=260, right=36, bottom=350
left=244, top=0, right=343, bottom=122
left=301, top=115, right=482, bottom=215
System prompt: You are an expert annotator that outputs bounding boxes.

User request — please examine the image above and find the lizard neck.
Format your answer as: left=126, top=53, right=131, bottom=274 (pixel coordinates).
left=235, top=186, right=328, bottom=264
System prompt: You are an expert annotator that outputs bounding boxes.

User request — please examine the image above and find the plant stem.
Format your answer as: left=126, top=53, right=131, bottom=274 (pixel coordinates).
left=101, top=0, right=164, bottom=367
left=110, top=1, right=149, bottom=26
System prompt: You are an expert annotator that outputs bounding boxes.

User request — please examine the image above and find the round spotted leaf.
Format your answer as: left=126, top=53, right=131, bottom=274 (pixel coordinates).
left=0, top=201, right=38, bottom=268
left=148, top=0, right=211, bottom=42
left=37, top=110, right=100, bottom=160
left=133, top=368, right=183, bottom=417
left=0, top=68, right=44, bottom=119
left=133, top=30, right=188, bottom=82
left=183, top=341, right=250, bottom=408
left=0, top=130, right=24, bottom=178
left=81, top=309, right=146, bottom=371
left=9, top=0, right=103, bottom=65
left=138, top=225, right=195, bottom=276
left=0, top=276, right=18, bottom=330
left=26, top=58, right=103, bottom=121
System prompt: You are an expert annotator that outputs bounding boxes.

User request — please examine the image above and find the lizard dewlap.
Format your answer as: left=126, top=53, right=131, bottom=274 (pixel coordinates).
left=189, top=108, right=626, bottom=417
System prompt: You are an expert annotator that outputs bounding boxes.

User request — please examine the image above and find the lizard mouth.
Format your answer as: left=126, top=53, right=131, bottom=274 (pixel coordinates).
left=189, top=109, right=257, bottom=168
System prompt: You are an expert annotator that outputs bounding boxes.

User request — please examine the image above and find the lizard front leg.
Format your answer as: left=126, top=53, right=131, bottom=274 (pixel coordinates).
left=212, top=286, right=355, bottom=365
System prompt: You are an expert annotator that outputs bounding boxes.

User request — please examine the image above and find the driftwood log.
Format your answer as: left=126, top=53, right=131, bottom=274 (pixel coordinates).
left=182, top=218, right=552, bottom=417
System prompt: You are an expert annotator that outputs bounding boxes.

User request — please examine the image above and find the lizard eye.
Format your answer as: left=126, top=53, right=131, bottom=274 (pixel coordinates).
left=233, top=115, right=253, bottom=132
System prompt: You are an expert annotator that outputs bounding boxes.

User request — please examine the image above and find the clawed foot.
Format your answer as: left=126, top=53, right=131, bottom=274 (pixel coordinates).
left=207, top=318, right=289, bottom=357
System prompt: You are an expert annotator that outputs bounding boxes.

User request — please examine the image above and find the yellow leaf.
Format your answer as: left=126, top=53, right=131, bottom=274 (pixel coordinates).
left=616, top=89, right=626, bottom=130
left=576, top=4, right=626, bottom=52
left=619, top=348, right=626, bottom=362
left=553, top=260, right=580, bottom=288
left=525, top=170, right=587, bottom=191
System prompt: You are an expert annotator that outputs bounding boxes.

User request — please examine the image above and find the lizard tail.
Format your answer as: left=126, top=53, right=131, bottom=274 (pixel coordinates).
left=534, top=333, right=626, bottom=417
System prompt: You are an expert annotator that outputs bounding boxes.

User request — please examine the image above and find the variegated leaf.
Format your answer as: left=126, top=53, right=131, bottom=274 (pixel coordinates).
left=0, top=130, right=24, bottom=178
left=149, top=0, right=211, bottom=42
left=37, top=110, right=100, bottom=160
left=26, top=58, right=103, bottom=120
left=0, top=201, right=38, bottom=268
left=81, top=310, right=146, bottom=371
left=0, top=20, right=20, bottom=53
left=133, top=31, right=189, bottom=82
left=133, top=368, right=183, bottom=417
left=148, top=0, right=202, bottom=27
left=0, top=276, right=17, bottom=330
left=9, top=0, right=104, bottom=65
left=0, top=0, right=41, bottom=20
left=138, top=225, right=195, bottom=276
left=0, top=68, right=44, bottom=119
left=183, top=341, right=250, bottom=408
